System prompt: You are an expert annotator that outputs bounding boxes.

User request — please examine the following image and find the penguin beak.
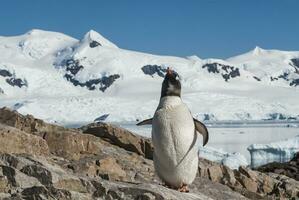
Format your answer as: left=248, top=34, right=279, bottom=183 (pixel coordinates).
left=166, top=67, right=173, bottom=75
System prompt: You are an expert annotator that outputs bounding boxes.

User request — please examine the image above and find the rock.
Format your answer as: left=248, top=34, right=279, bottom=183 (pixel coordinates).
left=256, top=152, right=299, bottom=181
left=208, top=166, right=223, bottom=182
left=89, top=40, right=102, bottom=48
left=268, top=173, right=299, bottom=198
left=53, top=178, right=88, bottom=193
left=0, top=69, right=12, bottom=77
left=6, top=77, right=28, bottom=88
left=42, top=129, right=103, bottom=160
left=80, top=122, right=153, bottom=159
left=202, top=62, right=240, bottom=81
left=260, top=175, right=275, bottom=194
left=0, top=107, right=46, bottom=134
left=221, top=165, right=236, bottom=186
left=91, top=179, right=211, bottom=200
left=21, top=186, right=72, bottom=200
left=62, top=146, right=155, bottom=184
left=1, top=108, right=298, bottom=199
left=136, top=192, right=156, bottom=200
left=190, top=177, right=248, bottom=200
left=141, top=65, right=168, bottom=78
left=238, top=166, right=257, bottom=180
left=60, top=58, right=121, bottom=92
left=0, top=107, right=103, bottom=160
left=0, top=123, right=49, bottom=156
left=0, top=153, right=215, bottom=200
left=196, top=157, right=299, bottom=199
left=95, top=157, right=126, bottom=181
left=0, top=176, right=9, bottom=193
left=237, top=174, right=258, bottom=193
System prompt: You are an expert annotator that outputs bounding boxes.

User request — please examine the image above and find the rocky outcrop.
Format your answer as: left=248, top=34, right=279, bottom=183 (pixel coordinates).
left=202, top=62, right=240, bottom=81
left=256, top=152, right=299, bottom=181
left=42, top=128, right=103, bottom=160
left=141, top=65, right=179, bottom=78
left=64, top=73, right=120, bottom=92
left=89, top=40, right=102, bottom=48
left=0, top=153, right=249, bottom=200
left=6, top=77, right=28, bottom=88
left=0, top=107, right=104, bottom=160
left=0, top=68, right=28, bottom=88
left=0, top=106, right=51, bottom=134
left=0, top=124, right=49, bottom=156
left=81, top=122, right=154, bottom=159
left=0, top=107, right=298, bottom=199
left=142, top=65, right=167, bottom=77
left=60, top=58, right=120, bottom=92
left=198, top=158, right=299, bottom=199
left=0, top=69, right=12, bottom=77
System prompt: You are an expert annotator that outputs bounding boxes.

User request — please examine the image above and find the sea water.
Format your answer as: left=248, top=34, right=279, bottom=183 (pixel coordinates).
left=117, top=121, right=299, bottom=164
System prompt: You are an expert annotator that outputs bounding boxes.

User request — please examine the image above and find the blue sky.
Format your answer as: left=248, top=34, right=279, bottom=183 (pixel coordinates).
left=0, top=0, right=298, bottom=58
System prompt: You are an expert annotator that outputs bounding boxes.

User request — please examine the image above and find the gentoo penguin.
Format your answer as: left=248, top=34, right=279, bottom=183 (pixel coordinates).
left=137, top=68, right=209, bottom=192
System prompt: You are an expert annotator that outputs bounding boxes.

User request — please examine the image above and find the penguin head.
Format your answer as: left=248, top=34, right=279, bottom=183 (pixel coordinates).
left=161, top=67, right=181, bottom=98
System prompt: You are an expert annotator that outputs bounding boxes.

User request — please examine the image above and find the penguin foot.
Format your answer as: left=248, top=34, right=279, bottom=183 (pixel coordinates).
left=161, top=182, right=189, bottom=193
left=178, top=184, right=189, bottom=193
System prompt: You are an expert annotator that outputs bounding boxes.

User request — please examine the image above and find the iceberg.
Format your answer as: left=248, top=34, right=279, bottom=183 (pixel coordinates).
left=247, top=135, right=299, bottom=168
left=199, top=147, right=248, bottom=169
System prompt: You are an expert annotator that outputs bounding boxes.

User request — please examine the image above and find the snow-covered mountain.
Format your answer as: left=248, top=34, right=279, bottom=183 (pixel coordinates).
left=0, top=29, right=299, bottom=125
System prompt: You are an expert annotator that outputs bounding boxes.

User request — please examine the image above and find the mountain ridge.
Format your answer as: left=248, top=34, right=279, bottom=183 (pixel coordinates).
left=0, top=29, right=298, bottom=124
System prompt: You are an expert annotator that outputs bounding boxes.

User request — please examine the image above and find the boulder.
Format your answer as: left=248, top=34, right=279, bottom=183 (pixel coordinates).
left=80, top=122, right=153, bottom=159
left=42, top=129, right=103, bottom=160
left=0, top=107, right=103, bottom=160
left=0, top=123, right=49, bottom=156
left=0, top=176, right=9, bottom=193
left=94, top=157, right=126, bottom=181
left=0, top=107, right=48, bottom=134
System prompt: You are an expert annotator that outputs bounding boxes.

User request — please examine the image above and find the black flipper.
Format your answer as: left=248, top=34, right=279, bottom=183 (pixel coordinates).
left=194, top=118, right=209, bottom=146
left=136, top=118, right=153, bottom=126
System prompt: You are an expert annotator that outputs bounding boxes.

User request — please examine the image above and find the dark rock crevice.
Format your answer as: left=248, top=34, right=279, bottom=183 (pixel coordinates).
left=142, top=65, right=166, bottom=77
left=64, top=59, right=84, bottom=75
left=202, top=63, right=240, bottom=81
left=253, top=76, right=261, bottom=81
left=59, top=58, right=120, bottom=92
left=0, top=68, right=28, bottom=88
left=89, top=41, right=102, bottom=48
left=141, top=65, right=178, bottom=78
left=6, top=77, right=28, bottom=88
left=0, top=69, right=12, bottom=77
left=284, top=58, right=299, bottom=86
left=290, top=79, right=299, bottom=86
left=291, top=58, right=299, bottom=69
left=64, top=73, right=120, bottom=92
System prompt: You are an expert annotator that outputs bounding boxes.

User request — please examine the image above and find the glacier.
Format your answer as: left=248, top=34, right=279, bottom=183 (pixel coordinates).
left=248, top=135, right=299, bottom=168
